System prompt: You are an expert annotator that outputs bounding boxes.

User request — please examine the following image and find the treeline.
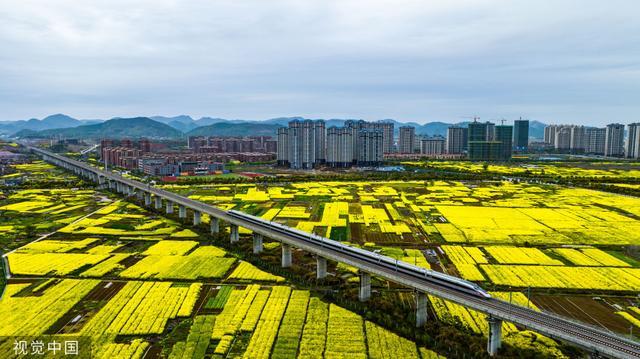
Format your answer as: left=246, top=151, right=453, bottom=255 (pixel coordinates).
left=2, top=178, right=94, bottom=190
left=167, top=170, right=496, bottom=185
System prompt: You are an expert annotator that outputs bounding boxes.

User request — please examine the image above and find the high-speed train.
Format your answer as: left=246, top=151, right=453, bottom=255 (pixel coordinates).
left=227, top=210, right=491, bottom=299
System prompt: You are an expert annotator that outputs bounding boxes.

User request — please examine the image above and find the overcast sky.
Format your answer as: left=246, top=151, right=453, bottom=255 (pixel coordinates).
left=1, top=1, right=639, bottom=125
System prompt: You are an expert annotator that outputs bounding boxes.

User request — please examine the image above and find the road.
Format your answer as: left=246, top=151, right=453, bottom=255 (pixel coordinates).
left=30, top=146, right=640, bottom=358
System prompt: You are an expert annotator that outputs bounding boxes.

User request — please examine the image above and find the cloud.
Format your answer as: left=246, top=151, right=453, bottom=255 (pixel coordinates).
left=0, top=0, right=639, bottom=125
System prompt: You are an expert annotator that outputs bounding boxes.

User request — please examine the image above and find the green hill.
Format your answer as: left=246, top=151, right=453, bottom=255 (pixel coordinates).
left=187, top=122, right=280, bottom=137
left=15, top=117, right=183, bottom=139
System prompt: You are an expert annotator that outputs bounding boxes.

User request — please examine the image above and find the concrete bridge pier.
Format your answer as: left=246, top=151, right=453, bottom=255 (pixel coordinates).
left=2, top=255, right=11, bottom=279
left=253, top=233, right=263, bottom=254
left=144, top=193, right=152, bottom=206
left=210, top=218, right=219, bottom=234
left=282, top=244, right=292, bottom=268
left=179, top=205, right=186, bottom=219
left=359, top=271, right=371, bottom=302
left=154, top=196, right=162, bottom=210
left=193, top=211, right=201, bottom=225
left=230, top=224, right=239, bottom=243
left=487, top=316, right=503, bottom=356
left=316, top=257, right=327, bottom=279
left=98, top=176, right=105, bottom=185
left=166, top=201, right=174, bottom=214
left=416, top=292, right=428, bottom=327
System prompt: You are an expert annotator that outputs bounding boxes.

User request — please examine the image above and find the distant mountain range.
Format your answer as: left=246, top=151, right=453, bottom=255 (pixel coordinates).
left=3, top=114, right=547, bottom=139
left=15, top=117, right=182, bottom=139
left=0, top=114, right=101, bottom=135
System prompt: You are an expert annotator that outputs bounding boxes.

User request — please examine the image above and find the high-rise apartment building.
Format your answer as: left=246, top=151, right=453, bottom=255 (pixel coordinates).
left=314, top=120, right=326, bottom=164
left=468, top=141, right=502, bottom=161
left=585, top=128, right=606, bottom=155
left=446, top=126, right=468, bottom=154
left=420, top=136, right=445, bottom=155
left=345, top=120, right=389, bottom=164
left=468, top=121, right=493, bottom=142
left=626, top=123, right=640, bottom=159
left=344, top=120, right=360, bottom=163
left=139, top=138, right=152, bottom=153
left=544, top=125, right=557, bottom=145
left=513, top=119, right=529, bottom=152
left=120, top=138, right=133, bottom=148
left=326, top=127, right=354, bottom=167
left=300, top=120, right=316, bottom=167
left=544, top=124, right=594, bottom=153
left=276, top=119, right=326, bottom=169
left=604, top=123, right=625, bottom=157
left=279, top=119, right=386, bottom=168
left=398, top=126, right=416, bottom=154
left=357, top=129, right=384, bottom=166
left=569, top=126, right=587, bottom=153
left=379, top=121, right=395, bottom=154
left=486, top=123, right=496, bottom=141
left=554, top=126, right=572, bottom=151
left=99, top=139, right=114, bottom=159
left=495, top=125, right=513, bottom=159
left=276, top=127, right=289, bottom=166
left=468, top=121, right=511, bottom=161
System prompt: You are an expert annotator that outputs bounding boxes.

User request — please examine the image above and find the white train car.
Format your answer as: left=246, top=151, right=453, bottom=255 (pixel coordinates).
left=228, top=210, right=490, bottom=299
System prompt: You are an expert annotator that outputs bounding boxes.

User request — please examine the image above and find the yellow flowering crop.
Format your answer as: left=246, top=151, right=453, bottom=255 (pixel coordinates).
left=228, top=262, right=285, bottom=282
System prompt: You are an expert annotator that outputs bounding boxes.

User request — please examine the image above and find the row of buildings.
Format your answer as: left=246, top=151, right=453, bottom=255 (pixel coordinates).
left=434, top=119, right=527, bottom=161
left=187, top=136, right=277, bottom=154
left=466, top=121, right=514, bottom=161
left=100, top=138, right=275, bottom=176
left=443, top=119, right=529, bottom=156
left=277, top=120, right=394, bottom=168
left=276, top=119, right=529, bottom=167
left=543, top=123, right=640, bottom=158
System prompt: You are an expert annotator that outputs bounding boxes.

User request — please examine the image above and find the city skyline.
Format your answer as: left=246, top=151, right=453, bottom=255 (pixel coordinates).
left=1, top=1, right=639, bottom=125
